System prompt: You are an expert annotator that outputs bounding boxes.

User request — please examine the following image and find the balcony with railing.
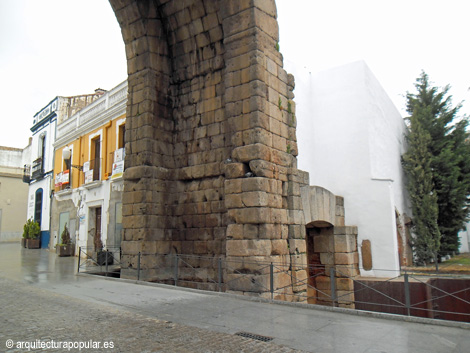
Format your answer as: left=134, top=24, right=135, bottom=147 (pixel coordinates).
left=23, top=165, right=31, bottom=183
left=55, top=169, right=71, bottom=192
left=31, top=158, right=44, bottom=180
left=83, top=158, right=102, bottom=185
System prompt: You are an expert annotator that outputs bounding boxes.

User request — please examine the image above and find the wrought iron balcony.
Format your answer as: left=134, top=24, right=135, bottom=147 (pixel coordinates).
left=23, top=164, right=31, bottom=183
left=31, top=158, right=44, bottom=180
left=83, top=158, right=102, bottom=184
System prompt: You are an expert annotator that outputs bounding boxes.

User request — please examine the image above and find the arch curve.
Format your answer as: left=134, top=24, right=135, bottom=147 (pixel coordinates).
left=109, top=1, right=307, bottom=300
left=301, top=186, right=337, bottom=227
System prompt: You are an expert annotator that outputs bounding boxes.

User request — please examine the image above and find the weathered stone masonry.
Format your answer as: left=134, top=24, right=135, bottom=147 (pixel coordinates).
left=110, top=0, right=358, bottom=302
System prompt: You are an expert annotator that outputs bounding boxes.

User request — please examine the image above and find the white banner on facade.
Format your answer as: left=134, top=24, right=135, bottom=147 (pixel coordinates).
left=114, top=148, right=125, bottom=163
left=85, top=170, right=93, bottom=184
left=55, top=170, right=69, bottom=187
left=111, top=160, right=124, bottom=179
left=83, top=161, right=90, bottom=173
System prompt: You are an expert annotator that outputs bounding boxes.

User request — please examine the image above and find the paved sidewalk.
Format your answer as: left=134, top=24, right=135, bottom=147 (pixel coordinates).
left=0, top=277, right=299, bottom=353
left=1, top=243, right=469, bottom=352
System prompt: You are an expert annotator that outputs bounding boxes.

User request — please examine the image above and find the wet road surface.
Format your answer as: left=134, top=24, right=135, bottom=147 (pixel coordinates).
left=1, top=243, right=469, bottom=352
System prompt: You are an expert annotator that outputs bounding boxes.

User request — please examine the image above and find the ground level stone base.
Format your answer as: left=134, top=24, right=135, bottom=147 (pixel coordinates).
left=0, top=277, right=302, bottom=353
left=110, top=0, right=359, bottom=305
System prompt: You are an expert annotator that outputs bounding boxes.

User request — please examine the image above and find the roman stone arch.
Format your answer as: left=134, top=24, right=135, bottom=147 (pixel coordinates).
left=301, top=186, right=359, bottom=307
left=109, top=0, right=309, bottom=299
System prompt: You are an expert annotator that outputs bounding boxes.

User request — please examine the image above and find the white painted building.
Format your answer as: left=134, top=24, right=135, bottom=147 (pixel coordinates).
left=25, top=93, right=104, bottom=248
left=25, top=98, right=60, bottom=248
left=0, top=141, right=31, bottom=242
left=52, top=81, right=127, bottom=255
left=458, top=225, right=470, bottom=253
left=289, top=60, right=411, bottom=276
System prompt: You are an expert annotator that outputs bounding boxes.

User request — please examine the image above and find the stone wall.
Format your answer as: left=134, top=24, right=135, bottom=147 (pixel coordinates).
left=110, top=0, right=299, bottom=287
left=110, top=0, right=357, bottom=302
left=302, top=186, right=359, bottom=307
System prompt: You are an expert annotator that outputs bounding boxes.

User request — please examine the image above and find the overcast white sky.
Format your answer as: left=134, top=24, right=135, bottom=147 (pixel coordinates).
left=0, top=0, right=126, bottom=149
left=1, top=0, right=468, bottom=149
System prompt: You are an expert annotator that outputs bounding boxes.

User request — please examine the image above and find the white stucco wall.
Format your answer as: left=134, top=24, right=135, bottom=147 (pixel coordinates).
left=27, top=116, right=56, bottom=232
left=458, top=224, right=470, bottom=253
left=56, top=171, right=122, bottom=254
left=286, top=60, right=411, bottom=276
left=81, top=183, right=109, bottom=249
left=0, top=148, right=23, bottom=167
left=27, top=178, right=52, bottom=231
left=30, top=119, right=56, bottom=175
left=22, top=141, right=32, bottom=168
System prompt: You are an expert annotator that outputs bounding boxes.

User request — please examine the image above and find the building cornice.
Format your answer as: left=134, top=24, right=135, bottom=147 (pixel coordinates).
left=54, top=81, right=127, bottom=148
left=33, top=97, right=59, bottom=126
left=0, top=172, right=23, bottom=179
left=31, top=114, right=56, bottom=133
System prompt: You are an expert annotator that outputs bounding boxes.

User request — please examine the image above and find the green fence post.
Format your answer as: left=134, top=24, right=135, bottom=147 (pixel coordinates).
left=270, top=263, right=274, bottom=300
left=137, top=252, right=141, bottom=281
left=218, top=257, right=222, bottom=292
left=404, top=271, right=411, bottom=316
left=77, top=247, right=81, bottom=273
left=330, top=267, right=336, bottom=307
left=174, top=254, right=179, bottom=286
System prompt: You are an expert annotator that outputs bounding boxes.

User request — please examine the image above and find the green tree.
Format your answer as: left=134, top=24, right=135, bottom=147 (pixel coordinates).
left=403, top=72, right=470, bottom=264
left=402, top=103, right=441, bottom=264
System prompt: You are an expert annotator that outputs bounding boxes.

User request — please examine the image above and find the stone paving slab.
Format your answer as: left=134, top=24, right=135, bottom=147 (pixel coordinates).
left=1, top=244, right=470, bottom=353
left=0, top=277, right=303, bottom=353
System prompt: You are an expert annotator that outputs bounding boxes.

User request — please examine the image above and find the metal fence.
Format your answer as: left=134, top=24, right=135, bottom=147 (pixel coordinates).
left=77, top=247, right=121, bottom=277
left=77, top=249, right=470, bottom=323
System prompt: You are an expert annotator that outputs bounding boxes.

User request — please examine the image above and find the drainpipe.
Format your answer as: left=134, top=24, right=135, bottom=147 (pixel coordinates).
left=102, top=121, right=112, bottom=249
left=77, top=135, right=84, bottom=251
left=49, top=115, right=57, bottom=249
left=103, top=121, right=112, bottom=179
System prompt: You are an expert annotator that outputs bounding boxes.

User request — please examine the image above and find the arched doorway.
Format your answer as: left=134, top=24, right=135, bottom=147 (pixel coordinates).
left=306, top=221, right=334, bottom=304
left=301, top=186, right=360, bottom=307
left=34, top=188, right=43, bottom=226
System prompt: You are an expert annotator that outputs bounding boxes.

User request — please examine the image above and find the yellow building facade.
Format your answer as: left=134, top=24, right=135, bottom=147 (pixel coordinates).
left=54, top=116, right=126, bottom=191
left=51, top=81, right=127, bottom=255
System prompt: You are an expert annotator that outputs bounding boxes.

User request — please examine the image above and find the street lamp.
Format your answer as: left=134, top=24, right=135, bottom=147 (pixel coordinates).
left=62, top=146, right=71, bottom=160
left=62, top=146, right=82, bottom=171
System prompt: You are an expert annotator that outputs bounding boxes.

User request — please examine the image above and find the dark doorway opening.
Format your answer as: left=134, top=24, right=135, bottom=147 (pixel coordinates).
left=34, top=188, right=43, bottom=226
left=93, top=207, right=102, bottom=251
left=306, top=223, right=334, bottom=305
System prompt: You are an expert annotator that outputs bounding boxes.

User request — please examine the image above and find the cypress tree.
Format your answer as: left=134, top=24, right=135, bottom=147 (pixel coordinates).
left=435, top=117, right=470, bottom=255
left=402, top=103, right=441, bottom=264
left=403, top=72, right=470, bottom=264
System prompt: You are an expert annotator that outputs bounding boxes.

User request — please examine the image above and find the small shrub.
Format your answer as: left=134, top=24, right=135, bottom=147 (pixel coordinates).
left=60, top=223, right=71, bottom=245
left=23, top=219, right=40, bottom=239
left=22, top=222, right=29, bottom=239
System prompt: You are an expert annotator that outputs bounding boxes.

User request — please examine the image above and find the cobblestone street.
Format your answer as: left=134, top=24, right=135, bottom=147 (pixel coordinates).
left=1, top=244, right=469, bottom=353
left=0, top=277, right=301, bottom=353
